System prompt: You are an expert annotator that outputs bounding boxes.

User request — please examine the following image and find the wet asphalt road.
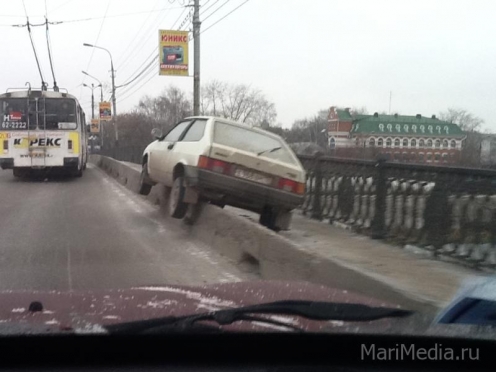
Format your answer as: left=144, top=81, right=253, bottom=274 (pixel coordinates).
left=0, top=164, right=254, bottom=291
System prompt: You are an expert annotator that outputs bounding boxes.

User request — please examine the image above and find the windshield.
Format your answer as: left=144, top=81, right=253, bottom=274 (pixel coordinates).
left=213, top=121, right=298, bottom=165
left=0, top=0, right=495, bottom=346
left=0, top=98, right=77, bottom=130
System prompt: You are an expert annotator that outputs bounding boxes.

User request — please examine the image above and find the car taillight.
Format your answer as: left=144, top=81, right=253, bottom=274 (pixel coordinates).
left=3, top=140, right=8, bottom=153
left=198, top=156, right=231, bottom=174
left=278, top=177, right=306, bottom=195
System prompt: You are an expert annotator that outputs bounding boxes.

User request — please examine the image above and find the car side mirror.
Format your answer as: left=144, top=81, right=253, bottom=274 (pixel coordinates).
left=151, top=128, right=163, bottom=139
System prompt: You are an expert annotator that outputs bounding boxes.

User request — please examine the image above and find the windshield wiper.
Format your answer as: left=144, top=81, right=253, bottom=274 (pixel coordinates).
left=105, top=300, right=413, bottom=334
left=257, top=146, right=282, bottom=156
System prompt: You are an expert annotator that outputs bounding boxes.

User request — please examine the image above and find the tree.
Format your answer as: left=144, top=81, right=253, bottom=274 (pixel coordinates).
left=200, top=80, right=277, bottom=126
left=285, top=111, right=328, bottom=148
left=136, top=86, right=192, bottom=133
left=438, top=108, right=484, bottom=133
left=438, top=108, right=485, bottom=167
left=352, top=106, right=369, bottom=115
left=101, top=112, right=157, bottom=152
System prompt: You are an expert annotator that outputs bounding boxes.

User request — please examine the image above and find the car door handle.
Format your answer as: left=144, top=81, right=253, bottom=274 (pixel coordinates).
left=167, top=143, right=174, bottom=150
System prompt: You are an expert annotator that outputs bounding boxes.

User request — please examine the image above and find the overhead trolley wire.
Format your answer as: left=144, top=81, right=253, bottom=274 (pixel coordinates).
left=22, top=0, right=46, bottom=89
left=45, top=0, right=59, bottom=91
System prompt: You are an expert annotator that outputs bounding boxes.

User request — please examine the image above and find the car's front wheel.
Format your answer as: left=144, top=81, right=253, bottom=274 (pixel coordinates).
left=169, top=176, right=188, bottom=219
left=139, top=161, right=153, bottom=195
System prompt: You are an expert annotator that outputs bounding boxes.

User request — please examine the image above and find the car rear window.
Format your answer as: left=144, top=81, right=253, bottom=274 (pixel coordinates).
left=213, top=121, right=297, bottom=165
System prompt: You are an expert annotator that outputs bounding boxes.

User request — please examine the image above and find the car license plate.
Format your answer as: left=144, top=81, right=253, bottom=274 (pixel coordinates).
left=234, top=168, right=272, bottom=185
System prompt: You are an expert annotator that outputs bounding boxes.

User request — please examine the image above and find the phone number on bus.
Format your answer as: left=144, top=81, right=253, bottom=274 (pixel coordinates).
left=1, top=122, right=27, bottom=129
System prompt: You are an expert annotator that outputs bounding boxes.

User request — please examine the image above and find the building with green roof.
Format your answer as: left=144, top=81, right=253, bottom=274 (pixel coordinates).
left=327, top=107, right=466, bottom=164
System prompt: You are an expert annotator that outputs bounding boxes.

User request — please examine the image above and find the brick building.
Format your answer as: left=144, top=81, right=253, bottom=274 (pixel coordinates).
left=327, top=107, right=466, bottom=164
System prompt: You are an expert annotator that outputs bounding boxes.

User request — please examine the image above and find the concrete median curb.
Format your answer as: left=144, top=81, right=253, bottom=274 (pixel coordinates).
left=90, top=155, right=438, bottom=314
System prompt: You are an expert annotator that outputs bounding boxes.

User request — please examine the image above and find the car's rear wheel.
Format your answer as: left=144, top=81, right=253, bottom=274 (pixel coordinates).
left=139, top=161, right=153, bottom=195
left=260, top=206, right=279, bottom=231
left=169, top=176, right=188, bottom=219
left=259, top=206, right=292, bottom=232
left=184, top=202, right=204, bottom=225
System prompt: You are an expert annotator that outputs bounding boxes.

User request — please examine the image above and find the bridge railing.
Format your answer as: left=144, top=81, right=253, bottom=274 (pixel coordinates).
left=298, top=154, right=496, bottom=269
left=98, top=146, right=145, bottom=165
left=98, top=146, right=496, bottom=269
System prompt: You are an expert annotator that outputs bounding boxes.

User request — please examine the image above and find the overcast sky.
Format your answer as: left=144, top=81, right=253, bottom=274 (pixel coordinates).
left=1, top=0, right=495, bottom=130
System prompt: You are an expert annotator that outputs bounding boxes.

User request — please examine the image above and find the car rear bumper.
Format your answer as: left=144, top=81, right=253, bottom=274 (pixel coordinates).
left=184, top=166, right=304, bottom=210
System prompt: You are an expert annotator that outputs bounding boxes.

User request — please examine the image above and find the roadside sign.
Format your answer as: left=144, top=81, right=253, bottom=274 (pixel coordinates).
left=90, top=119, right=100, bottom=133
left=159, top=30, right=189, bottom=76
left=99, top=102, right=111, bottom=121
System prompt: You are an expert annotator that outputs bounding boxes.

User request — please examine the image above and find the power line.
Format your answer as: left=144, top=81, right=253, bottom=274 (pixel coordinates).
left=81, top=0, right=111, bottom=100
left=118, top=64, right=158, bottom=103
left=202, top=0, right=213, bottom=9
left=50, top=0, right=75, bottom=14
left=118, top=50, right=158, bottom=87
left=54, top=5, right=185, bottom=25
left=200, top=0, right=220, bottom=16
left=171, top=5, right=189, bottom=29
left=113, top=0, right=161, bottom=68
left=201, top=0, right=250, bottom=34
left=116, top=4, right=188, bottom=85
left=117, top=56, right=158, bottom=98
left=116, top=56, right=157, bottom=89
left=114, top=4, right=173, bottom=73
left=201, top=0, right=230, bottom=23
left=178, top=4, right=194, bottom=30
left=119, top=0, right=251, bottom=107
left=22, top=0, right=46, bottom=89
left=45, top=0, right=58, bottom=90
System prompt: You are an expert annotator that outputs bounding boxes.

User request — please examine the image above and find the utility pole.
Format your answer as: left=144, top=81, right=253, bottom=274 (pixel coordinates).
left=193, top=0, right=201, bottom=115
left=110, top=59, right=117, bottom=144
left=91, top=83, right=95, bottom=119
left=83, top=83, right=95, bottom=119
left=110, top=58, right=119, bottom=125
left=82, top=44, right=118, bottom=147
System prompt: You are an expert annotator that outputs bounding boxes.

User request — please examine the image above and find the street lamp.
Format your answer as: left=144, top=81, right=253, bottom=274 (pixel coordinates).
left=82, top=70, right=103, bottom=102
left=82, top=83, right=95, bottom=119
left=83, top=42, right=118, bottom=145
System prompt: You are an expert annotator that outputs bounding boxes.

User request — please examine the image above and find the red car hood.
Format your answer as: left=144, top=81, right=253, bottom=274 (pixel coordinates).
left=0, top=280, right=413, bottom=334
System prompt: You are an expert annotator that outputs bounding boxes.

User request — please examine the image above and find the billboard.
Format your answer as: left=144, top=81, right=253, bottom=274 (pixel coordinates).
left=90, top=119, right=100, bottom=133
left=99, top=102, right=111, bottom=121
left=159, top=30, right=189, bottom=76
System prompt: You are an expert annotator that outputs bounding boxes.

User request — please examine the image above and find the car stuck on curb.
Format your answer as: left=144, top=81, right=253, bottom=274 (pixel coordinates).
left=139, top=116, right=306, bottom=231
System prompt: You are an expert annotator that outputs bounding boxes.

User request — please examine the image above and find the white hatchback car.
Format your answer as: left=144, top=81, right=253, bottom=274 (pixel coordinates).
left=140, top=116, right=306, bottom=230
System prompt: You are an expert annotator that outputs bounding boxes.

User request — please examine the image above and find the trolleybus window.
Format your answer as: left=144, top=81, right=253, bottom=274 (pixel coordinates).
left=0, top=98, right=32, bottom=130
left=42, top=99, right=77, bottom=130
left=0, top=98, right=77, bottom=130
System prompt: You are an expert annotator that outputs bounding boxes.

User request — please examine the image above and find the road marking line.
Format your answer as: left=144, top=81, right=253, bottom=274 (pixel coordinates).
left=67, top=248, right=73, bottom=291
